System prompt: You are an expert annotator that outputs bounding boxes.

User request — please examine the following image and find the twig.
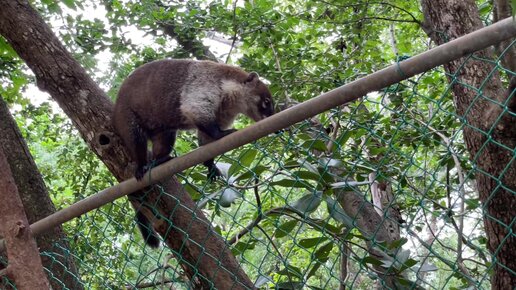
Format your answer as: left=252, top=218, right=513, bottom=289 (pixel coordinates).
left=311, top=0, right=421, bottom=24
left=412, top=116, right=473, bottom=285
left=225, top=0, right=239, bottom=64
left=253, top=177, right=262, bottom=215
left=389, top=23, right=399, bottom=57
left=228, top=175, right=274, bottom=189
left=268, top=37, right=293, bottom=105
left=162, top=254, right=174, bottom=290
left=405, top=228, right=477, bottom=286
left=228, top=206, right=341, bottom=245
left=256, top=224, right=295, bottom=285
left=128, top=279, right=176, bottom=289
left=405, top=178, right=488, bottom=262
left=339, top=242, right=349, bottom=290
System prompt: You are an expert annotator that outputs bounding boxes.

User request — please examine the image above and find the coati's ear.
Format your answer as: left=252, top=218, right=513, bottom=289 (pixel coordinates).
left=244, top=72, right=259, bottom=84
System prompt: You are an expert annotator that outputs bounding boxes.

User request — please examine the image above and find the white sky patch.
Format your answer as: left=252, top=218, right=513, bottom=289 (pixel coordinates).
left=25, top=83, right=51, bottom=107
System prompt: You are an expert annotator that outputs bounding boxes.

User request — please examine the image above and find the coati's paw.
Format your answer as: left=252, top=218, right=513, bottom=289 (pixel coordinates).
left=154, top=155, right=173, bottom=166
left=135, top=166, right=147, bottom=181
left=221, top=128, right=238, bottom=137
left=207, top=166, right=222, bottom=182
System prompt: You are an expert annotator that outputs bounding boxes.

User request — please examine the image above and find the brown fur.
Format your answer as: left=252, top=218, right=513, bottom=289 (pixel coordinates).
left=113, top=59, right=274, bottom=180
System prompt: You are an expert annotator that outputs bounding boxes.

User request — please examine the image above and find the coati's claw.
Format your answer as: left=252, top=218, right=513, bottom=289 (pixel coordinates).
left=223, top=128, right=238, bottom=136
left=207, top=167, right=222, bottom=182
left=135, top=166, right=146, bottom=181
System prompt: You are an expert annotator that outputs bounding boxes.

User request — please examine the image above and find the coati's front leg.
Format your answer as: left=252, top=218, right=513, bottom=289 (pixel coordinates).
left=197, top=122, right=237, bottom=180
left=134, top=129, right=176, bottom=180
left=197, top=122, right=237, bottom=140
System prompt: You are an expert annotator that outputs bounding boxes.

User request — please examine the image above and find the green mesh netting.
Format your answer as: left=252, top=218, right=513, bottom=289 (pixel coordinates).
left=1, top=39, right=515, bottom=290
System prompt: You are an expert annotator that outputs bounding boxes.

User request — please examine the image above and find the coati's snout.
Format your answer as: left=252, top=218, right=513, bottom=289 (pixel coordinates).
left=244, top=72, right=275, bottom=121
left=259, top=93, right=275, bottom=118
left=246, top=92, right=275, bottom=121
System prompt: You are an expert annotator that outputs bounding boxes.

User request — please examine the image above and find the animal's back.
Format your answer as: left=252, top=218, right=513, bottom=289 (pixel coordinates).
left=113, top=59, right=193, bottom=132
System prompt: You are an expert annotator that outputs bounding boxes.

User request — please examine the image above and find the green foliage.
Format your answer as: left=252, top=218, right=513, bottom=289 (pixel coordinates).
left=1, top=0, right=511, bottom=289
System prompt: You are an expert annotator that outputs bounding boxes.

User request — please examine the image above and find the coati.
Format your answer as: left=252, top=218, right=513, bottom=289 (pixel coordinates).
left=113, top=59, right=274, bottom=247
left=113, top=59, right=275, bottom=181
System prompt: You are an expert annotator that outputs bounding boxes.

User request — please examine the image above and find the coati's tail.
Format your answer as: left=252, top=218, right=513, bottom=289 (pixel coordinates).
left=135, top=210, right=160, bottom=248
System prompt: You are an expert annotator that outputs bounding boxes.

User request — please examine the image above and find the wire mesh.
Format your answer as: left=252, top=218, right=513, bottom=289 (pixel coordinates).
left=1, top=29, right=515, bottom=290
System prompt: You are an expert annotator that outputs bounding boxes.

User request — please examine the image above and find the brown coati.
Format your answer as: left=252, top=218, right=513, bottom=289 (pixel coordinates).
left=113, top=59, right=275, bottom=181
left=112, top=59, right=275, bottom=247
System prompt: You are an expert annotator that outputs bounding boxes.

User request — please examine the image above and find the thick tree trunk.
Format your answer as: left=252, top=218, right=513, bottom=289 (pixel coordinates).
left=0, top=0, right=253, bottom=288
left=421, top=1, right=516, bottom=288
left=0, top=147, right=50, bottom=290
left=0, top=98, right=83, bottom=290
left=493, top=0, right=516, bottom=72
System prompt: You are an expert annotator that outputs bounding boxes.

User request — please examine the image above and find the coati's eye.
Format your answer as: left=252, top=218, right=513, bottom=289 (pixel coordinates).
left=262, top=99, right=270, bottom=109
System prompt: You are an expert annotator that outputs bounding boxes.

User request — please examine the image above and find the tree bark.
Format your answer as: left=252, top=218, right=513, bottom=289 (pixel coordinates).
left=0, top=97, right=83, bottom=290
left=421, top=1, right=516, bottom=288
left=493, top=0, right=516, bottom=72
left=0, top=147, right=50, bottom=290
left=0, top=0, right=253, bottom=288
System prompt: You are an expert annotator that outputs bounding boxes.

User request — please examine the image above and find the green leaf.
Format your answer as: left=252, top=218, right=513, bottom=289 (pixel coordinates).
left=234, top=165, right=267, bottom=181
left=465, top=198, right=480, bottom=210
left=298, top=237, right=328, bottom=248
left=336, top=131, right=352, bottom=148
left=290, top=191, right=323, bottom=214
left=274, top=220, right=298, bottom=238
left=232, top=240, right=256, bottom=255
left=270, top=178, right=311, bottom=188
left=276, top=264, right=303, bottom=280
left=274, top=281, right=304, bottom=290
left=229, top=149, right=258, bottom=176
left=369, top=147, right=387, bottom=155
left=363, top=256, right=383, bottom=266
left=301, top=139, right=327, bottom=151
left=310, top=219, right=342, bottom=234
left=306, top=261, right=322, bottom=279
left=313, top=242, right=333, bottom=261
left=62, top=0, right=76, bottom=10
left=399, top=258, right=419, bottom=272
left=299, top=159, right=319, bottom=173
left=388, top=238, right=408, bottom=250
left=325, top=196, right=354, bottom=227
left=292, top=170, right=321, bottom=181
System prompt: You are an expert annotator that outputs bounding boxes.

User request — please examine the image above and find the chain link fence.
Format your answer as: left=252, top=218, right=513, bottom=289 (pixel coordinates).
left=1, top=24, right=515, bottom=290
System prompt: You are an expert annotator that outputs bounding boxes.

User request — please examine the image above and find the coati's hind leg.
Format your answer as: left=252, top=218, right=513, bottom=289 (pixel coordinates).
left=131, top=124, right=148, bottom=180
left=114, top=108, right=148, bottom=180
left=197, top=130, right=220, bottom=180
left=150, top=129, right=177, bottom=168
